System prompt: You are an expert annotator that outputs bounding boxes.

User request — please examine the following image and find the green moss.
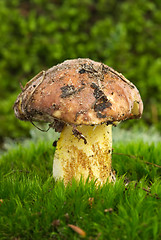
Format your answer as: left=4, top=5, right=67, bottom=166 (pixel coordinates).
left=1, top=140, right=161, bottom=239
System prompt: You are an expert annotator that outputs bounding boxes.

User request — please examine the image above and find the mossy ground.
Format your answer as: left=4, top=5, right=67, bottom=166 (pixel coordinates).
left=0, top=129, right=161, bottom=240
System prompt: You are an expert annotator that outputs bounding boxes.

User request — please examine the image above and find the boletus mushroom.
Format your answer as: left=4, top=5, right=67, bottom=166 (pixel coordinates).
left=14, top=58, right=143, bottom=185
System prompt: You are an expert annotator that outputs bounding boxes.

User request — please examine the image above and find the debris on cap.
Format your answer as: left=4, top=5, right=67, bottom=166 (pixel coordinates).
left=14, top=58, right=143, bottom=129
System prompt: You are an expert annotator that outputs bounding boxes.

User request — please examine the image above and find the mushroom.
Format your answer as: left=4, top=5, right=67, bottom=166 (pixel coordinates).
left=13, top=58, right=143, bottom=185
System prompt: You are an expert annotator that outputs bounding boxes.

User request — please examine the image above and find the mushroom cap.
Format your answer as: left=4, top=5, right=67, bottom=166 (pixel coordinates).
left=14, top=58, right=143, bottom=126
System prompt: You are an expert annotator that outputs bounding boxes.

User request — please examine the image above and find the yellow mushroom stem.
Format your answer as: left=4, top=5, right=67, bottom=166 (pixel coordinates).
left=53, top=123, right=115, bottom=185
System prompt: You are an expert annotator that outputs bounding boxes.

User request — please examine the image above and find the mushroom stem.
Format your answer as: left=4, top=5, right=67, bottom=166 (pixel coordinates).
left=53, top=123, right=114, bottom=185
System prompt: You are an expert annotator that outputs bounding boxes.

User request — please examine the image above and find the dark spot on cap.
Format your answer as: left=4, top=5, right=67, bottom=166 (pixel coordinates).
left=79, top=69, right=86, bottom=74
left=93, top=88, right=105, bottom=99
left=60, top=85, right=85, bottom=98
left=97, top=112, right=107, bottom=118
left=90, top=82, right=98, bottom=89
left=91, top=83, right=106, bottom=100
left=94, top=99, right=112, bottom=112
left=81, top=80, right=86, bottom=85
left=52, top=103, right=59, bottom=110
left=60, top=85, right=76, bottom=98
left=91, top=82, right=112, bottom=117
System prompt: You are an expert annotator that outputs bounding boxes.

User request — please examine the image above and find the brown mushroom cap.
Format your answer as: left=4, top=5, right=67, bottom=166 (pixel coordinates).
left=14, top=58, right=143, bottom=126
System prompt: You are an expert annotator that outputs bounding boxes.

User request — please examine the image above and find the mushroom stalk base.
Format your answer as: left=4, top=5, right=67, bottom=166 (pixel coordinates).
left=53, top=124, right=113, bottom=185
